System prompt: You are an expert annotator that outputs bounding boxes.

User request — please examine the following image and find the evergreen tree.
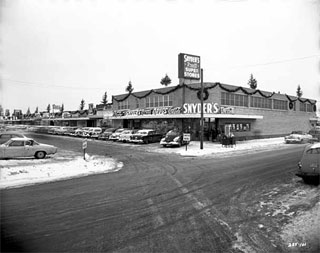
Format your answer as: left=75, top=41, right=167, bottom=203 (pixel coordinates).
left=5, top=109, right=10, bottom=117
left=248, top=74, right=257, bottom=89
left=296, top=85, right=303, bottom=98
left=160, top=74, right=172, bottom=86
left=101, top=92, right=108, bottom=105
left=126, top=81, right=134, bottom=93
left=0, top=104, right=3, bottom=116
left=80, top=99, right=85, bottom=110
left=47, top=104, right=51, bottom=113
left=61, top=103, right=64, bottom=113
left=35, top=106, right=39, bottom=113
left=26, top=107, right=31, bottom=116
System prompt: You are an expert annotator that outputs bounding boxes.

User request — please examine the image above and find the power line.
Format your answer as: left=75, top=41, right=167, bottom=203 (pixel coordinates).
left=205, top=54, right=320, bottom=70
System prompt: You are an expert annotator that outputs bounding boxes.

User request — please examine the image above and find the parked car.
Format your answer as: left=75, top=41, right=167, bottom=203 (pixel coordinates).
left=97, top=128, right=117, bottom=140
left=109, top=128, right=128, bottom=141
left=0, top=137, right=57, bottom=159
left=63, top=127, right=78, bottom=136
left=54, top=127, right=71, bottom=135
left=284, top=131, right=315, bottom=144
left=86, top=127, right=103, bottom=138
left=160, top=130, right=188, bottom=147
left=130, top=129, right=163, bottom=144
left=296, top=143, right=320, bottom=184
left=0, top=131, right=27, bottom=144
left=118, top=129, right=137, bottom=143
left=308, top=128, right=320, bottom=142
left=48, top=126, right=61, bottom=134
left=74, top=127, right=90, bottom=137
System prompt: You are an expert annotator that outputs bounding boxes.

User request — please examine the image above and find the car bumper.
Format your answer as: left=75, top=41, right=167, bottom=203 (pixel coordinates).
left=160, top=140, right=180, bottom=146
left=130, top=139, right=144, bottom=143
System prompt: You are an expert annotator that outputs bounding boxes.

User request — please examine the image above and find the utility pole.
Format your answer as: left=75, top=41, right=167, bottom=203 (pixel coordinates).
left=200, top=68, right=204, bottom=150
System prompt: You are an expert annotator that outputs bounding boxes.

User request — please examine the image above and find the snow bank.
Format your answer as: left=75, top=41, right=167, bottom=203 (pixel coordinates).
left=0, top=154, right=123, bottom=189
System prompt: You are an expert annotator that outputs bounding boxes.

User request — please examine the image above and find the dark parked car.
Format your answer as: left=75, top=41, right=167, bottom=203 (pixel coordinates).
left=308, top=128, right=320, bottom=142
left=130, top=129, right=163, bottom=144
left=98, top=128, right=117, bottom=140
left=0, top=131, right=27, bottom=144
left=296, top=143, right=320, bottom=184
left=160, top=130, right=188, bottom=147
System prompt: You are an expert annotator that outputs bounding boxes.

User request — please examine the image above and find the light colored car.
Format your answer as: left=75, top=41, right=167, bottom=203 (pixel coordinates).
left=86, top=127, right=103, bottom=138
left=74, top=127, right=90, bottom=137
left=48, top=126, right=61, bottom=134
left=118, top=130, right=137, bottom=143
left=109, top=128, right=128, bottom=141
left=296, top=143, right=320, bottom=184
left=0, top=132, right=27, bottom=144
left=54, top=127, right=71, bottom=135
left=0, top=137, right=58, bottom=159
left=284, top=131, right=315, bottom=144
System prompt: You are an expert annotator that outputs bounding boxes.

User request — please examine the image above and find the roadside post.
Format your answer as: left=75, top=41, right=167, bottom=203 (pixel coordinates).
left=183, top=133, right=191, bottom=151
left=82, top=138, right=87, bottom=160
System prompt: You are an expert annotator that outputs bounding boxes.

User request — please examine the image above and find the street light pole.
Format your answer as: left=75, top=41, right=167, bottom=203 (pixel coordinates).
left=200, top=68, right=204, bottom=150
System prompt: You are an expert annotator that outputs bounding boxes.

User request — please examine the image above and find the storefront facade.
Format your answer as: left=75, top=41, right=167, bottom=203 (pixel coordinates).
left=111, top=82, right=317, bottom=141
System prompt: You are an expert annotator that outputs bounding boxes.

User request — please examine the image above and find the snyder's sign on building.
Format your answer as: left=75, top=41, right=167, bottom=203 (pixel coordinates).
left=183, top=103, right=234, bottom=114
left=178, top=53, right=201, bottom=80
left=113, top=103, right=234, bottom=117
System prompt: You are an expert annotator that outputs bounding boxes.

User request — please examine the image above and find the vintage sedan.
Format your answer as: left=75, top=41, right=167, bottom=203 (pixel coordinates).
left=0, top=137, right=58, bottom=159
left=284, top=131, right=315, bottom=144
left=109, top=128, right=128, bottom=141
left=118, top=130, right=137, bottom=143
left=296, top=143, right=320, bottom=184
left=130, top=129, right=163, bottom=144
left=97, top=128, right=117, bottom=140
left=160, top=130, right=188, bottom=147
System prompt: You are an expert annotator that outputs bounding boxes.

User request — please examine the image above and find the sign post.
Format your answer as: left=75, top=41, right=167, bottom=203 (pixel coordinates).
left=183, top=133, right=191, bottom=151
left=200, top=68, right=204, bottom=150
left=82, top=138, right=87, bottom=160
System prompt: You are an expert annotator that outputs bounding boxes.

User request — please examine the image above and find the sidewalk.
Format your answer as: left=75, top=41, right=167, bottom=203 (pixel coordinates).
left=145, top=137, right=290, bottom=157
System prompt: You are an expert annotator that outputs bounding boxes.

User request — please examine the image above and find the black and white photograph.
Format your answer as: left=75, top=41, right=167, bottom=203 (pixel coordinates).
left=0, top=0, right=319, bottom=252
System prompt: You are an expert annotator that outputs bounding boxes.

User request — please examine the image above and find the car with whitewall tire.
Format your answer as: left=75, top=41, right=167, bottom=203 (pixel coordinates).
left=0, top=137, right=58, bottom=159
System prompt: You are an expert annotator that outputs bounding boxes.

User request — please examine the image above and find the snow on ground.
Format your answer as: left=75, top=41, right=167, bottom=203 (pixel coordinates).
left=0, top=154, right=123, bottom=189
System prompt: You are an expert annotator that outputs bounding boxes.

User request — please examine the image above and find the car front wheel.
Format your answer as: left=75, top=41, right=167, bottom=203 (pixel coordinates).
left=35, top=151, right=46, bottom=159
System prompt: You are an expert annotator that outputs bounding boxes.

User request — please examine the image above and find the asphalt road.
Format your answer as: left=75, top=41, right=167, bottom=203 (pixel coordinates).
left=1, top=134, right=318, bottom=252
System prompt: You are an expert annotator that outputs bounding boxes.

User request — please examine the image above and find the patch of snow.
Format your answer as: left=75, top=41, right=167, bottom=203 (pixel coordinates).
left=0, top=155, right=123, bottom=189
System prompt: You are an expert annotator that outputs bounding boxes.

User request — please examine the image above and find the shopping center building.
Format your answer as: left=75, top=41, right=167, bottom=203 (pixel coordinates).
left=111, top=82, right=317, bottom=141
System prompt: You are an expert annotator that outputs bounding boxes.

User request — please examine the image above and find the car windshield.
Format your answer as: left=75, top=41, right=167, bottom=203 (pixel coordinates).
left=122, top=130, right=131, bottom=134
left=115, top=129, right=124, bottom=133
left=167, top=131, right=179, bottom=136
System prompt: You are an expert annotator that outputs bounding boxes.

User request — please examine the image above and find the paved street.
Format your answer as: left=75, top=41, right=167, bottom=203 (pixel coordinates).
left=1, top=134, right=319, bottom=252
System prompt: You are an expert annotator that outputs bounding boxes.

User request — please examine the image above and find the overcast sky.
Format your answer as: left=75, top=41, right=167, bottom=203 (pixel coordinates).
left=0, top=0, right=319, bottom=113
